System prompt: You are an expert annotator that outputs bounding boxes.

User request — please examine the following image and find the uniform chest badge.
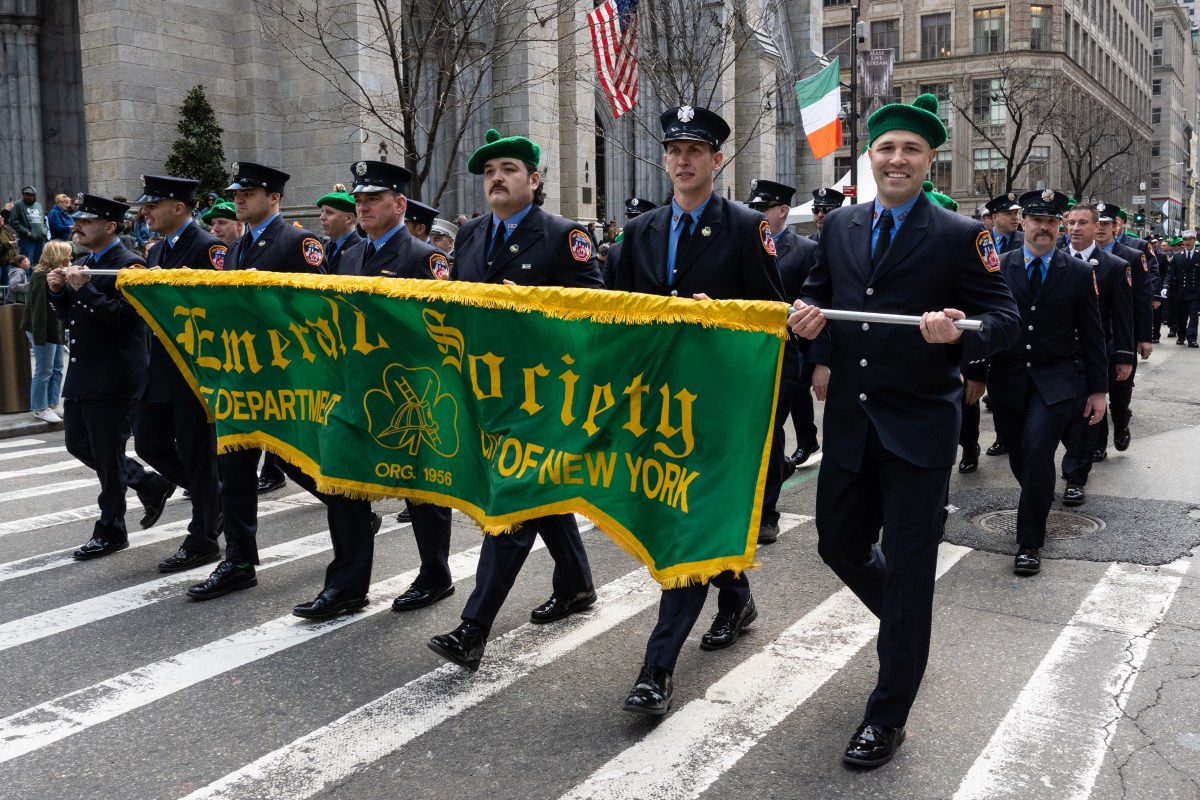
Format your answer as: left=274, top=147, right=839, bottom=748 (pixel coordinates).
left=569, top=229, right=593, bottom=262
left=258, top=240, right=266, bottom=247
left=509, top=244, right=519, bottom=253
left=701, top=226, right=711, bottom=237
left=975, top=231, right=1001, bottom=272
left=301, top=237, right=324, bottom=266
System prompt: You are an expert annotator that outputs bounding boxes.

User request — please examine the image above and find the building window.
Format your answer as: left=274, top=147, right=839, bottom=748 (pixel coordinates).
left=973, top=8, right=1006, bottom=54
left=823, top=0, right=850, bottom=5
left=834, top=156, right=854, bottom=182
left=1153, top=47, right=1162, bottom=66
left=921, top=13, right=952, bottom=59
left=972, top=79, right=1005, bottom=128
left=1152, top=141, right=1161, bottom=157
left=1030, top=6, right=1051, bottom=50
left=1153, top=22, right=1163, bottom=38
left=1150, top=172, right=1160, bottom=191
left=919, top=82, right=953, bottom=133
left=929, top=151, right=953, bottom=193
left=1152, top=106, right=1161, bottom=123
left=973, top=148, right=1006, bottom=195
left=823, top=24, right=852, bottom=63
left=1153, top=78, right=1161, bottom=96
left=872, top=19, right=900, bottom=61
left=1027, top=146, right=1049, bottom=190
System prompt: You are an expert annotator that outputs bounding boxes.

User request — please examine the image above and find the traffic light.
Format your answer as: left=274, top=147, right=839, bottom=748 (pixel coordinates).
left=1135, top=207, right=1146, bottom=225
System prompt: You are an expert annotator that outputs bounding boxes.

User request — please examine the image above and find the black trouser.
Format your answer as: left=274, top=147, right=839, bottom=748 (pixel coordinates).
left=462, top=514, right=593, bottom=634
left=278, top=463, right=376, bottom=596
left=133, top=397, right=221, bottom=554
left=218, top=448, right=262, bottom=565
left=959, top=394, right=980, bottom=454
left=64, top=399, right=166, bottom=543
left=407, top=500, right=454, bottom=591
left=1095, top=358, right=1135, bottom=451
left=789, top=360, right=818, bottom=450
left=1186, top=297, right=1200, bottom=342
left=643, top=571, right=750, bottom=673
left=1153, top=301, right=1167, bottom=339
left=814, top=423, right=949, bottom=729
left=260, top=451, right=286, bottom=483
left=992, top=387, right=1074, bottom=549
left=1061, top=365, right=1097, bottom=486
left=761, top=372, right=797, bottom=527
left=1169, top=293, right=1188, bottom=335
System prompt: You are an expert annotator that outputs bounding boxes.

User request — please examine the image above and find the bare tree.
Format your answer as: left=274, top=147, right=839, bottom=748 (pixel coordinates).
left=1049, top=97, right=1140, bottom=201
left=253, top=0, right=573, bottom=206
left=952, top=56, right=1059, bottom=194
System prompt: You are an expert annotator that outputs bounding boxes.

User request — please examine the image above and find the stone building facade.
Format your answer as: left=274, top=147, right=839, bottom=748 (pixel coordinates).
left=1151, top=0, right=1200, bottom=236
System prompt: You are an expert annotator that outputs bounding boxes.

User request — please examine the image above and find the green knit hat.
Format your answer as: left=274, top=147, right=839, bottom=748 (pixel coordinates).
left=201, top=201, right=236, bottom=225
left=867, top=93, right=947, bottom=149
left=1066, top=197, right=1079, bottom=209
left=316, top=190, right=356, bottom=214
left=1117, top=208, right=1128, bottom=222
left=467, top=128, right=541, bottom=175
left=1171, top=236, right=1184, bottom=246
left=922, top=181, right=958, bottom=212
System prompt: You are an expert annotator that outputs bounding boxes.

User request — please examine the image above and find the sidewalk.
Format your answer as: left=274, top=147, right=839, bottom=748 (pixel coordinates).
left=0, top=411, right=59, bottom=440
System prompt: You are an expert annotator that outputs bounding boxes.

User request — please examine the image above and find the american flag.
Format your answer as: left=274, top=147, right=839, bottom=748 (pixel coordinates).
left=588, top=0, right=639, bottom=118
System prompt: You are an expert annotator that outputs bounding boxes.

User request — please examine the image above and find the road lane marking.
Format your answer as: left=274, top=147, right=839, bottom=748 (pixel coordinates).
left=0, top=479, right=95, bottom=506
left=0, top=446, right=66, bottom=462
left=559, top=542, right=971, bottom=800
left=0, top=439, right=46, bottom=449
left=953, top=558, right=1190, bottom=800
left=0, top=459, right=87, bottom=480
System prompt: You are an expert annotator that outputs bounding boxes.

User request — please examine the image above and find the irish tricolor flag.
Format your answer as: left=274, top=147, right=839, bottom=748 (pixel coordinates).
left=795, top=59, right=843, bottom=159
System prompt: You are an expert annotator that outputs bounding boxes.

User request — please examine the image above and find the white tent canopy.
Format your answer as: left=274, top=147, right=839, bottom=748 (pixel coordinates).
left=787, top=151, right=875, bottom=226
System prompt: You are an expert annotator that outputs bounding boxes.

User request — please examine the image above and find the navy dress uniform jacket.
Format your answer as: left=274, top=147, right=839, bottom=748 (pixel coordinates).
left=987, top=248, right=1107, bottom=408
left=452, top=205, right=602, bottom=288
left=340, top=227, right=451, bottom=279
left=49, top=244, right=149, bottom=401
left=995, top=229, right=1025, bottom=254
left=225, top=215, right=324, bottom=273
left=325, top=230, right=363, bottom=276
left=141, top=221, right=227, bottom=403
left=1082, top=247, right=1136, bottom=364
left=800, top=193, right=1021, bottom=471
left=1109, top=240, right=1154, bottom=343
left=774, top=227, right=819, bottom=377
left=613, top=196, right=784, bottom=302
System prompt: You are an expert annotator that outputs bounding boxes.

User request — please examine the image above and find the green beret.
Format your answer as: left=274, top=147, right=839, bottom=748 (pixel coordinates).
left=922, top=181, right=958, bottom=212
left=1117, top=208, right=1128, bottom=222
left=1066, top=197, right=1078, bottom=209
left=1170, top=236, right=1184, bottom=246
left=201, top=201, right=237, bottom=225
left=867, top=93, right=947, bottom=149
left=467, top=128, right=540, bottom=175
left=316, top=191, right=356, bottom=214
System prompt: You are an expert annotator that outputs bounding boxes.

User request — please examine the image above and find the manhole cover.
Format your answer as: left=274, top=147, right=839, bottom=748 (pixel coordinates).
left=975, top=509, right=1105, bottom=540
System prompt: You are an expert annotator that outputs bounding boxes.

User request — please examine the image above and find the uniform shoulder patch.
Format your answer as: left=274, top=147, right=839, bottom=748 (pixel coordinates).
left=301, top=237, right=324, bottom=267
left=208, top=243, right=226, bottom=271
left=429, top=251, right=451, bottom=280
left=976, top=231, right=1001, bottom=272
left=759, top=220, right=776, bottom=256
left=569, top=229, right=593, bottom=262
left=1126, top=265, right=1133, bottom=287
left=1141, top=253, right=1148, bottom=272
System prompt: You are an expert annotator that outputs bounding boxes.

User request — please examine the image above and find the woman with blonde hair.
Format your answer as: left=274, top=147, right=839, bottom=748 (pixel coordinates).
left=48, top=194, right=75, bottom=241
left=20, top=239, right=69, bottom=422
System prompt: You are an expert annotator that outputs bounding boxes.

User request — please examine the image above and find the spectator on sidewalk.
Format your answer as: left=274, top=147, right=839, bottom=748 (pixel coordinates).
left=20, top=240, right=67, bottom=422
left=48, top=194, right=75, bottom=241
left=3, top=257, right=27, bottom=304
left=0, top=216, right=16, bottom=290
left=10, top=186, right=48, bottom=265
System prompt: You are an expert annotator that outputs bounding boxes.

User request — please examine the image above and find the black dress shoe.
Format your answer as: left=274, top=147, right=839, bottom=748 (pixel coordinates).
left=73, top=537, right=129, bottom=561
left=781, top=456, right=797, bottom=481
left=790, top=442, right=820, bottom=467
left=985, top=440, right=1007, bottom=456
left=700, top=596, right=758, bottom=650
left=187, top=560, right=258, bottom=600
left=623, top=663, right=673, bottom=716
left=1114, top=427, right=1131, bottom=451
left=428, top=621, right=487, bottom=671
left=530, top=588, right=598, bottom=624
left=1151, top=336, right=1160, bottom=344
left=1178, top=338, right=1187, bottom=345
left=1063, top=484, right=1085, bottom=506
left=391, top=583, right=455, bottom=612
left=843, top=723, right=906, bottom=767
left=138, top=481, right=176, bottom=529
left=1092, top=448, right=1107, bottom=462
left=256, top=474, right=286, bottom=494
left=369, top=511, right=382, bottom=535
left=1014, top=547, right=1041, bottom=576
left=1190, top=342, right=1199, bottom=348
left=293, top=587, right=369, bottom=620
left=158, top=546, right=221, bottom=573
left=758, top=522, right=780, bottom=544
left=958, top=443, right=981, bottom=473
left=395, top=507, right=412, bottom=523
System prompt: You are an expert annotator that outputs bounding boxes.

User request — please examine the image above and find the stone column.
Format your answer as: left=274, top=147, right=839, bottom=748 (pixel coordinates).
left=0, top=0, right=44, bottom=201
left=556, top=0, right=597, bottom=222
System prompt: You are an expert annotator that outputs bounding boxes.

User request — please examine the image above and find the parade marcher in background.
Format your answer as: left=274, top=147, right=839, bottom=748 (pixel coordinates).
left=1092, top=202, right=1153, bottom=456
left=20, top=241, right=68, bottom=423
left=809, top=187, right=845, bottom=243
left=48, top=194, right=75, bottom=241
left=133, top=175, right=227, bottom=573
left=430, top=218, right=457, bottom=255
left=612, top=106, right=784, bottom=716
left=987, top=191, right=1106, bottom=573
left=1165, top=230, right=1200, bottom=347
left=975, top=204, right=994, bottom=234
left=315, top=188, right=360, bottom=276
left=788, top=94, right=1020, bottom=766
left=404, top=198, right=438, bottom=243
left=201, top=201, right=243, bottom=246
left=746, top=178, right=818, bottom=542
left=428, top=128, right=601, bottom=672
left=1058, top=203, right=1134, bottom=507
left=11, top=186, right=47, bottom=265
left=603, top=196, right=656, bottom=288
left=186, top=161, right=325, bottom=602
left=46, top=194, right=175, bottom=560
left=985, top=193, right=1024, bottom=254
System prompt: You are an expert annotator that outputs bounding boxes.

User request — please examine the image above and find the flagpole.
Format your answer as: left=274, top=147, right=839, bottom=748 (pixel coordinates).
left=849, top=3, right=860, bottom=205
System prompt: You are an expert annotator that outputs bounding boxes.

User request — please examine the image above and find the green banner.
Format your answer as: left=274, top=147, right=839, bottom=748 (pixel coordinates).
left=118, top=270, right=785, bottom=587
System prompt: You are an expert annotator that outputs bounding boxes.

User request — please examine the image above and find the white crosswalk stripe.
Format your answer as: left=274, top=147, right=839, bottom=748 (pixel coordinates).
left=0, top=438, right=46, bottom=449
left=0, top=478, right=94, bottom=506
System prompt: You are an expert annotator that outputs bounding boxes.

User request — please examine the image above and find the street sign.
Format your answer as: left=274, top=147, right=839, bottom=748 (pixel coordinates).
left=843, top=185, right=858, bottom=197
left=1132, top=195, right=1146, bottom=205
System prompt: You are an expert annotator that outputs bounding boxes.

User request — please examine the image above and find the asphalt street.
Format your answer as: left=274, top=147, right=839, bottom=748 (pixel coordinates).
left=0, top=343, right=1197, bottom=799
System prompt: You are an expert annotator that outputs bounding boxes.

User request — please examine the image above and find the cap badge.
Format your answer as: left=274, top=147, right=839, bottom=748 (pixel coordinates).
left=750, top=179, right=758, bottom=190
left=1097, top=202, right=1106, bottom=211
left=355, top=161, right=368, bottom=176
left=631, top=199, right=639, bottom=207
left=818, top=188, right=827, bottom=197
left=1007, top=193, right=1016, bottom=201
left=231, top=162, right=239, bottom=174
left=1042, top=190, right=1055, bottom=202
left=677, top=105, right=695, bottom=123
left=75, top=192, right=84, bottom=203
